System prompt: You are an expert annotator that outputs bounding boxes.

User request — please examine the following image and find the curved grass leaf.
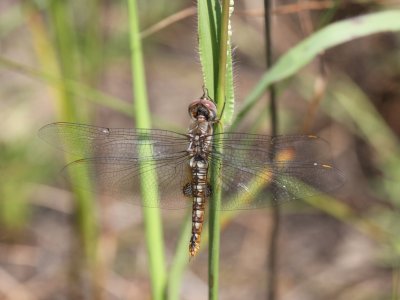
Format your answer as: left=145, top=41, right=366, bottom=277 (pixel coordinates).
left=233, top=10, right=400, bottom=129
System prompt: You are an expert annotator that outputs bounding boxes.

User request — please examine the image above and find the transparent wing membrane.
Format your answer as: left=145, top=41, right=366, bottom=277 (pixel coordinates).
left=39, top=122, right=189, bottom=159
left=40, top=123, right=343, bottom=210
left=62, top=156, right=193, bottom=209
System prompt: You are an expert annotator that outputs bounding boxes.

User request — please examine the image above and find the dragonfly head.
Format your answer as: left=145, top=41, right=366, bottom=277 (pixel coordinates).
left=188, top=97, right=217, bottom=123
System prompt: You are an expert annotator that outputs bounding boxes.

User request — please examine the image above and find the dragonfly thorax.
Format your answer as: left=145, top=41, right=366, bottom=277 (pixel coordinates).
left=187, top=99, right=214, bottom=158
left=187, top=126, right=213, bottom=158
left=189, top=156, right=208, bottom=168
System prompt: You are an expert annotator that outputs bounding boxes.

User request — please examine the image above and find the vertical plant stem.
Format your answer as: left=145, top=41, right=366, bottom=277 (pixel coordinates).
left=127, top=1, right=167, bottom=299
left=267, top=202, right=280, bottom=300
left=26, top=3, right=99, bottom=298
left=47, top=0, right=98, bottom=267
left=209, top=1, right=231, bottom=299
left=47, top=0, right=80, bottom=120
left=265, top=0, right=277, bottom=137
left=264, top=1, right=280, bottom=300
left=208, top=134, right=222, bottom=300
left=167, top=211, right=192, bottom=300
left=81, top=0, right=102, bottom=83
left=28, top=0, right=97, bottom=259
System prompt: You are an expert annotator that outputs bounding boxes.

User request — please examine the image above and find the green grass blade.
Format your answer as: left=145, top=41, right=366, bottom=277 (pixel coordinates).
left=166, top=211, right=192, bottom=300
left=198, top=0, right=220, bottom=98
left=0, top=56, right=133, bottom=117
left=78, top=0, right=103, bottom=83
left=232, top=10, right=400, bottom=130
left=47, top=0, right=81, bottom=120
left=114, top=3, right=236, bottom=294
left=325, top=76, right=400, bottom=205
left=127, top=1, right=167, bottom=299
left=198, top=0, right=235, bottom=125
left=223, top=45, right=235, bottom=125
left=199, top=0, right=233, bottom=299
left=25, top=4, right=98, bottom=263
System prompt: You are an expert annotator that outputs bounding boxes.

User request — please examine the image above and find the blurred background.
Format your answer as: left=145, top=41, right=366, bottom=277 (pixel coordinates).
left=1, top=0, right=400, bottom=299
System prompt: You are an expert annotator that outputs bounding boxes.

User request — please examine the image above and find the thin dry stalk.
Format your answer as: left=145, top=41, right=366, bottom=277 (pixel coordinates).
left=141, top=7, right=196, bottom=38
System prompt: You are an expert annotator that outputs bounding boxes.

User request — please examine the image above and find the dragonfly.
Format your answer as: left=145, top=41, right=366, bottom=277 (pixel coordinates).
left=39, top=91, right=343, bottom=257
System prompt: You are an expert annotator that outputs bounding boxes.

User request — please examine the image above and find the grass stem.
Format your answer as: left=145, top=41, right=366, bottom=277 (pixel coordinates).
left=208, top=1, right=231, bottom=299
left=127, top=1, right=167, bottom=299
left=167, top=212, right=192, bottom=300
left=263, top=1, right=280, bottom=299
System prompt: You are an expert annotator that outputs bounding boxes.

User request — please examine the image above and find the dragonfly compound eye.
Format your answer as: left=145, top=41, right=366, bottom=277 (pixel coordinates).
left=188, top=98, right=217, bottom=121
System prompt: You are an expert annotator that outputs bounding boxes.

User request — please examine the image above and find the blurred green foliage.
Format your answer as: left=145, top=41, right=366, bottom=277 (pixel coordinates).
left=0, top=0, right=399, bottom=299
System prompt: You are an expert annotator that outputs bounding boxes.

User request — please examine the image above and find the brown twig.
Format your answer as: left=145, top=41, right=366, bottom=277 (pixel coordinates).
left=140, top=7, right=196, bottom=38
left=139, top=2, right=332, bottom=39
left=297, top=0, right=314, bottom=35
left=238, top=1, right=334, bottom=17
left=294, top=0, right=327, bottom=134
left=263, top=0, right=280, bottom=299
left=239, top=0, right=398, bottom=16
left=302, top=57, right=328, bottom=133
left=140, top=0, right=399, bottom=39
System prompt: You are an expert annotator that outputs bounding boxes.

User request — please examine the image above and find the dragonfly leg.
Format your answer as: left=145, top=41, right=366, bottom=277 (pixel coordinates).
left=183, top=183, right=212, bottom=198
left=205, top=183, right=212, bottom=197
left=183, top=183, right=193, bottom=197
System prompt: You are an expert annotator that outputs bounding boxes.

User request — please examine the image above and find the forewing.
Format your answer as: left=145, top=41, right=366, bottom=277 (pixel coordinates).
left=39, top=122, right=189, bottom=159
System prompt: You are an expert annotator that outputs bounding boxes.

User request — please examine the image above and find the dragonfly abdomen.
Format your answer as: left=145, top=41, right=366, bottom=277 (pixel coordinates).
left=188, top=156, right=210, bottom=257
left=190, top=196, right=206, bottom=257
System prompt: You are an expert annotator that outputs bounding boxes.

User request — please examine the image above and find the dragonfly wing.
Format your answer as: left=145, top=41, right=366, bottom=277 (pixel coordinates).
left=62, top=155, right=193, bottom=209
left=39, top=122, right=189, bottom=159
left=267, top=162, right=344, bottom=203
left=212, top=133, right=335, bottom=164
left=209, top=133, right=344, bottom=210
left=39, top=123, right=193, bottom=209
